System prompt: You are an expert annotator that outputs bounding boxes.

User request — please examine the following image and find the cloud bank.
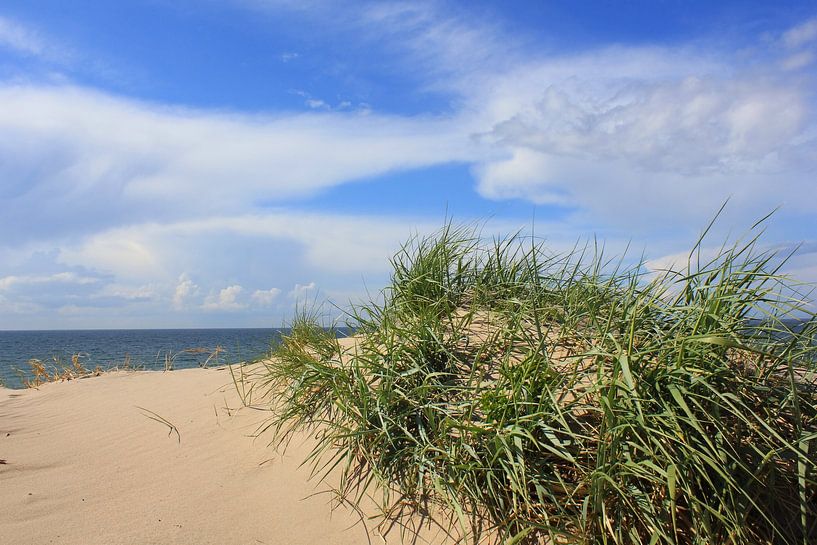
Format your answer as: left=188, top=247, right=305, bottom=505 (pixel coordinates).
left=1, top=2, right=816, bottom=327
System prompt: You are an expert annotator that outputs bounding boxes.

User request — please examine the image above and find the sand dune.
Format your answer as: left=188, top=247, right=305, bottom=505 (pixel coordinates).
left=0, top=367, right=451, bottom=545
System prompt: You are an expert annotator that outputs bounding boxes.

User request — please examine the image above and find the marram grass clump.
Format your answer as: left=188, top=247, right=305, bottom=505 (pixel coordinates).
left=262, top=221, right=817, bottom=545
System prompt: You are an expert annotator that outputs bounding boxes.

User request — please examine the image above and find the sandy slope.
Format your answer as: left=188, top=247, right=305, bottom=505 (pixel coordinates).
left=0, top=367, right=452, bottom=545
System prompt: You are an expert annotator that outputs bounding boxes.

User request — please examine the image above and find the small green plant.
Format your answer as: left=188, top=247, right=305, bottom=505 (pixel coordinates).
left=263, top=216, right=817, bottom=545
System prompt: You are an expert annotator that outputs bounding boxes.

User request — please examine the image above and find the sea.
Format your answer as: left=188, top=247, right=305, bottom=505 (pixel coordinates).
left=0, top=328, right=286, bottom=389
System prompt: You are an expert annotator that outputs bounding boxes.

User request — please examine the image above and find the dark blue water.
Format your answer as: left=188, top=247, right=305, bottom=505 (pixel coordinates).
left=0, top=328, right=284, bottom=389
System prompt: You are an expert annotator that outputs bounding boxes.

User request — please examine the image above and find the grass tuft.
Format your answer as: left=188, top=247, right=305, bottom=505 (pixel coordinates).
left=23, top=353, right=104, bottom=387
left=263, top=218, right=817, bottom=545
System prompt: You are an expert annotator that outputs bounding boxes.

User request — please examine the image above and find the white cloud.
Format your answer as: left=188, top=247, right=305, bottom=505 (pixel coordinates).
left=0, top=16, right=45, bottom=56
left=474, top=148, right=569, bottom=205
left=3, top=3, right=817, bottom=326
left=289, top=281, right=316, bottom=300
left=0, top=15, right=75, bottom=66
left=242, top=3, right=817, bottom=231
left=781, top=50, right=815, bottom=70
left=56, top=212, right=435, bottom=280
left=61, top=235, right=162, bottom=282
left=463, top=45, right=817, bottom=230
left=645, top=247, right=722, bottom=277
left=0, top=83, right=474, bottom=246
left=242, top=1, right=521, bottom=96
left=0, top=272, right=98, bottom=291
left=305, top=98, right=327, bottom=109
left=203, top=284, right=245, bottom=310
left=292, top=89, right=357, bottom=111
left=480, top=72, right=806, bottom=175
left=172, top=273, right=198, bottom=310
left=360, top=1, right=514, bottom=80
left=3, top=21, right=811, bottom=258
left=43, top=210, right=565, bottom=320
left=782, top=17, right=817, bottom=49
left=645, top=240, right=817, bottom=306
left=251, top=287, right=282, bottom=305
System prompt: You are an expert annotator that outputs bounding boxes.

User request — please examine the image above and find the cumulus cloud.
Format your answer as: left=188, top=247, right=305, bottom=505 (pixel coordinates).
left=289, top=282, right=316, bottom=300
left=38, top=210, right=559, bottom=317
left=474, top=148, right=568, bottom=205
left=481, top=74, right=805, bottom=175
left=202, top=285, right=245, bottom=311
left=464, top=45, right=817, bottom=230
left=251, top=287, right=282, bottom=305
left=172, top=273, right=198, bottom=310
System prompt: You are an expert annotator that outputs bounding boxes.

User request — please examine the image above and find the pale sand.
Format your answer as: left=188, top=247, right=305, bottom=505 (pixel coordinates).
left=0, top=367, right=454, bottom=545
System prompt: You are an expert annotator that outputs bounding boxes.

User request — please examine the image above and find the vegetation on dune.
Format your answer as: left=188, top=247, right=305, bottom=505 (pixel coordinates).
left=262, top=217, right=817, bottom=545
left=23, top=353, right=105, bottom=387
left=19, top=345, right=226, bottom=387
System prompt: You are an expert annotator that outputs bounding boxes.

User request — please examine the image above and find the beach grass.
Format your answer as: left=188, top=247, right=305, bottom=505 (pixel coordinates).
left=22, top=353, right=104, bottom=387
left=17, top=345, right=229, bottom=388
left=261, top=217, right=817, bottom=544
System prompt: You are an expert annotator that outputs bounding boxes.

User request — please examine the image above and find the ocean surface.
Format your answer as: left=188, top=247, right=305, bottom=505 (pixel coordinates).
left=0, top=328, right=285, bottom=389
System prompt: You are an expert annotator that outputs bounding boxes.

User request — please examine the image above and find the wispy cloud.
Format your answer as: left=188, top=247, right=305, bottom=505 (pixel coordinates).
left=781, top=50, right=815, bottom=70
left=782, top=17, right=817, bottom=49
left=0, top=84, right=473, bottom=246
left=240, top=0, right=519, bottom=94
left=0, top=272, right=98, bottom=291
left=0, top=16, right=45, bottom=56
left=238, top=1, right=817, bottom=234
left=0, top=15, right=75, bottom=65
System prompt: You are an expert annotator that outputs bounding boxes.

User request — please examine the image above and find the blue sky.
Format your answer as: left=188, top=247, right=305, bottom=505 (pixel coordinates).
left=0, top=0, right=816, bottom=329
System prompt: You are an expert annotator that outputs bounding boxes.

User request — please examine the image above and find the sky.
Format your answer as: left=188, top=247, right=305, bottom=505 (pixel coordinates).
left=0, top=0, right=816, bottom=329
